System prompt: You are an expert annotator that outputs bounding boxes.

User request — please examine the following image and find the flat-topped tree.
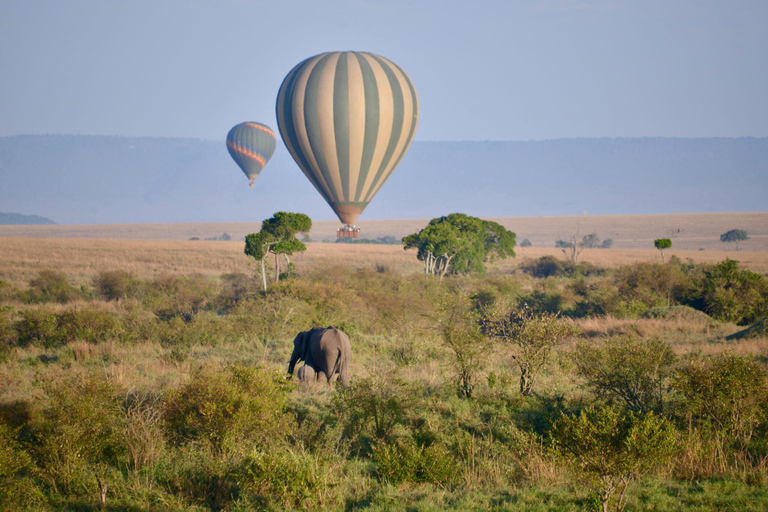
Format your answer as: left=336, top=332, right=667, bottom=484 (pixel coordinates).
left=403, top=213, right=516, bottom=279
left=720, top=229, right=749, bottom=251
left=245, top=212, right=312, bottom=292
left=654, top=238, right=672, bottom=263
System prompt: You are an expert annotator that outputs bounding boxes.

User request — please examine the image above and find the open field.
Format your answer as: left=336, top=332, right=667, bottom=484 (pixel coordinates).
left=1, top=211, right=767, bottom=250
left=2, top=237, right=768, bottom=287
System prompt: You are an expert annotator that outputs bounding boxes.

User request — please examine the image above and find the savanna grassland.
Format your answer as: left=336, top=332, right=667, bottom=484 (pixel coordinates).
left=1, top=215, right=768, bottom=511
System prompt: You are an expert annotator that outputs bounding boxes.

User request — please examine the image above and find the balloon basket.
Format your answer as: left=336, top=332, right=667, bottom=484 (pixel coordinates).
left=337, top=225, right=361, bottom=239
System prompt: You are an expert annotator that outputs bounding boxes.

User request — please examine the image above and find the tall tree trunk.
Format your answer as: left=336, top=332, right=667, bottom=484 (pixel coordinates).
left=274, top=253, right=280, bottom=284
left=260, top=258, right=267, bottom=292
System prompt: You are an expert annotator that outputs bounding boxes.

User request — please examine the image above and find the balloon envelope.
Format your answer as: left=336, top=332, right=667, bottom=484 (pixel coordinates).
left=226, top=122, right=277, bottom=186
left=276, top=51, right=419, bottom=224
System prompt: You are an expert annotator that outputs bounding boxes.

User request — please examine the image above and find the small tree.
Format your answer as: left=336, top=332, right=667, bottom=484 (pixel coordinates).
left=245, top=212, right=312, bottom=292
left=520, top=238, right=532, bottom=247
left=573, top=336, right=677, bottom=414
left=654, top=238, right=671, bottom=263
left=552, top=407, right=676, bottom=512
left=435, top=294, right=489, bottom=398
left=720, top=229, right=749, bottom=251
left=487, top=305, right=579, bottom=396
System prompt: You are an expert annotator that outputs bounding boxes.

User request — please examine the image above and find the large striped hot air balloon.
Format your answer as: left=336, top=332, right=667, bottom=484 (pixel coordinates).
left=276, top=51, right=419, bottom=233
left=226, top=122, right=277, bottom=186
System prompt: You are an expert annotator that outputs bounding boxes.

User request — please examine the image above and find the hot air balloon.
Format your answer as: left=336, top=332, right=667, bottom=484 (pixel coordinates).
left=226, top=122, right=277, bottom=186
left=276, top=51, right=419, bottom=237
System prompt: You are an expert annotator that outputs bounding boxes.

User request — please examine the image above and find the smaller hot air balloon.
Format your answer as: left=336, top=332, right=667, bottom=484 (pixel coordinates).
left=226, top=122, right=277, bottom=186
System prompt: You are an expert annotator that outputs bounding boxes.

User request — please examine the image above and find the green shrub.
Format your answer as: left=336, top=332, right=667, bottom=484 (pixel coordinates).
left=573, top=336, right=677, bottom=414
left=14, top=308, right=65, bottom=347
left=614, top=262, right=689, bottom=309
left=93, top=270, right=143, bottom=301
left=0, top=421, right=43, bottom=509
left=697, top=259, right=768, bottom=325
left=145, top=274, right=216, bottom=322
left=0, top=280, right=21, bottom=302
left=673, top=353, right=768, bottom=445
left=27, top=270, right=85, bottom=303
left=373, top=438, right=456, bottom=486
left=568, top=279, right=621, bottom=318
left=241, top=447, right=336, bottom=509
left=551, top=406, right=676, bottom=512
left=163, top=365, right=292, bottom=455
left=520, top=256, right=573, bottom=278
left=518, top=289, right=566, bottom=315
left=37, top=372, right=127, bottom=495
left=333, top=375, right=414, bottom=456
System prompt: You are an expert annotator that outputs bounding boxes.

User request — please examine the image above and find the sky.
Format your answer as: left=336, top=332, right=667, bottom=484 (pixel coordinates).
left=1, top=0, right=767, bottom=142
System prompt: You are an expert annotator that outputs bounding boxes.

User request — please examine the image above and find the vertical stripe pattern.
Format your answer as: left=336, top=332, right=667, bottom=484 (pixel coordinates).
left=276, top=51, right=419, bottom=225
left=226, top=122, right=277, bottom=184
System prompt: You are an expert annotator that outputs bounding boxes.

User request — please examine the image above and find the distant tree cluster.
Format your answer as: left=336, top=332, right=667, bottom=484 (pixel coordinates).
left=403, top=213, right=516, bottom=279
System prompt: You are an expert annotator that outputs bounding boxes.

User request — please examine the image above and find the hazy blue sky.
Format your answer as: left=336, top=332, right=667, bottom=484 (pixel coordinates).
left=1, top=0, right=767, bottom=141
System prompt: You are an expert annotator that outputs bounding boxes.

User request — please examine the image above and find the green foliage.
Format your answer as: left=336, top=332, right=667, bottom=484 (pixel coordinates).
left=488, top=305, right=579, bottom=396
left=0, top=421, right=42, bottom=509
left=93, top=269, right=142, bottom=301
left=720, top=229, right=749, bottom=250
left=333, top=375, right=414, bottom=455
left=654, top=238, right=672, bottom=250
left=697, top=259, right=768, bottom=325
left=373, top=438, right=456, bottom=486
left=163, top=365, right=292, bottom=455
left=38, top=372, right=127, bottom=495
left=403, top=213, right=515, bottom=278
left=436, top=293, right=489, bottom=398
left=27, top=270, right=85, bottom=303
left=520, top=238, right=532, bottom=247
left=245, top=211, right=313, bottom=290
left=241, top=447, right=335, bottom=509
left=554, top=239, right=574, bottom=249
left=673, top=353, right=768, bottom=445
left=615, top=262, right=689, bottom=310
left=552, top=406, right=676, bottom=512
left=145, top=274, right=216, bottom=322
left=573, top=336, right=677, bottom=414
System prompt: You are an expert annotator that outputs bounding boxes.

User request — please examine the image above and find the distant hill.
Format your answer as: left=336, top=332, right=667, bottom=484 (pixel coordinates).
left=0, top=135, right=766, bottom=224
left=0, top=212, right=56, bottom=225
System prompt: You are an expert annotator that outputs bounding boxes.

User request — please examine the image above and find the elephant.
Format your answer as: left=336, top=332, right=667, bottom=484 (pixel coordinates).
left=288, top=326, right=351, bottom=386
left=296, top=363, right=326, bottom=384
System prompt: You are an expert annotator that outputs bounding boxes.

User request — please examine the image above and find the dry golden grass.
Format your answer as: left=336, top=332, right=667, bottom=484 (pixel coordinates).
left=2, top=236, right=768, bottom=287
left=1, top=211, right=766, bottom=250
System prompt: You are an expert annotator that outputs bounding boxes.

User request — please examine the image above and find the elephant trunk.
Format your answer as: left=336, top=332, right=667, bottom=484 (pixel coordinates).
left=287, top=349, right=300, bottom=375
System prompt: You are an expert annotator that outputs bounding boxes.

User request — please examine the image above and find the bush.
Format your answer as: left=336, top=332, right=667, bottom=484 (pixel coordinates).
left=27, top=270, right=85, bottom=303
left=333, top=375, right=414, bottom=456
left=520, top=256, right=572, bottom=278
left=14, top=307, right=124, bottom=347
left=37, top=373, right=127, bottom=495
left=673, top=353, right=768, bottom=445
left=241, top=447, right=336, bottom=509
left=145, top=274, right=217, bottom=322
left=14, top=308, right=65, bottom=348
left=487, top=305, right=580, bottom=396
left=373, top=438, right=456, bottom=486
left=93, top=270, right=143, bottom=301
left=163, top=365, right=292, bottom=455
left=573, top=336, right=676, bottom=414
left=0, top=421, right=42, bottom=509
left=614, top=262, right=689, bottom=310
left=697, top=259, right=768, bottom=325
left=551, top=406, right=676, bottom=512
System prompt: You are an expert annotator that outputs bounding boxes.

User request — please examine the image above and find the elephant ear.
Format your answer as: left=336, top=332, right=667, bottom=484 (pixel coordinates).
left=301, top=331, right=312, bottom=362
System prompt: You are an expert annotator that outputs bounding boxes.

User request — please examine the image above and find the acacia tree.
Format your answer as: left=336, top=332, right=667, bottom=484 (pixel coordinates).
left=720, top=229, right=749, bottom=251
left=654, top=238, right=672, bottom=263
left=486, top=305, right=579, bottom=396
left=244, top=212, right=312, bottom=292
left=403, top=213, right=515, bottom=279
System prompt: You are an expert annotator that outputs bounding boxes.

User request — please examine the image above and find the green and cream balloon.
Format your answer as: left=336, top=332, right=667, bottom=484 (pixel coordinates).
left=226, top=122, right=277, bottom=186
left=276, top=51, right=419, bottom=225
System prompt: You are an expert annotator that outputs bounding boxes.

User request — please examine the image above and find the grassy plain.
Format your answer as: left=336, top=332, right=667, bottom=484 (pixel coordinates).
left=1, top=211, right=767, bottom=249
left=2, top=236, right=768, bottom=288
left=1, top=213, right=768, bottom=510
